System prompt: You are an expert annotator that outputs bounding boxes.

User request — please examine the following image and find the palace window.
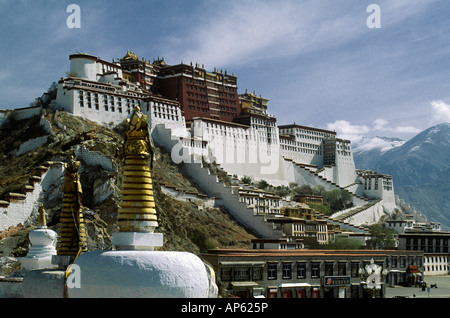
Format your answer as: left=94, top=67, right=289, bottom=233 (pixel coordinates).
left=338, top=262, right=347, bottom=276
left=351, top=262, right=359, bottom=277
left=234, top=268, right=250, bottom=281
left=311, top=263, right=320, bottom=278
left=282, top=263, right=292, bottom=279
left=267, top=263, right=277, bottom=280
left=252, top=267, right=262, bottom=280
left=417, top=257, right=423, bottom=267
left=297, top=263, right=306, bottom=279
left=221, top=268, right=231, bottom=281
left=325, top=262, right=334, bottom=276
left=79, top=91, right=84, bottom=107
left=400, top=257, right=406, bottom=268
left=391, top=257, right=398, bottom=268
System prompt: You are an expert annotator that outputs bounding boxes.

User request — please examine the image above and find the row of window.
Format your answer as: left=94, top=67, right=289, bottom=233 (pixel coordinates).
left=405, top=240, right=450, bottom=253
left=424, top=264, right=448, bottom=272
left=280, top=128, right=334, bottom=140
left=250, top=117, right=276, bottom=128
left=240, top=196, right=280, bottom=207
left=390, top=256, right=423, bottom=268
left=363, top=177, right=393, bottom=191
left=181, top=139, right=207, bottom=149
left=221, top=256, right=424, bottom=283
left=422, top=254, right=449, bottom=273
left=78, top=90, right=182, bottom=123
left=73, top=80, right=144, bottom=98
left=184, top=77, right=237, bottom=92
left=406, top=238, right=450, bottom=246
left=222, top=262, right=364, bottom=282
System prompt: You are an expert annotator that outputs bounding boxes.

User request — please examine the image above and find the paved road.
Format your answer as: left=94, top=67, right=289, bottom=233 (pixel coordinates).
left=385, top=275, right=450, bottom=298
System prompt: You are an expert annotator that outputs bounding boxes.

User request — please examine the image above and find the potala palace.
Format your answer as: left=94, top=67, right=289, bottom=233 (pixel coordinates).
left=54, top=51, right=396, bottom=223
left=1, top=51, right=439, bottom=242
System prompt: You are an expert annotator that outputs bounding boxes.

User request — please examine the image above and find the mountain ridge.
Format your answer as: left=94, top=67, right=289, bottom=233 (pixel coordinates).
left=353, top=122, right=450, bottom=229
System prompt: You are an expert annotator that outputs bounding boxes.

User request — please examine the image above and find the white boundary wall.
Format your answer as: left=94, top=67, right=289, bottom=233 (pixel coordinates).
left=0, top=163, right=64, bottom=231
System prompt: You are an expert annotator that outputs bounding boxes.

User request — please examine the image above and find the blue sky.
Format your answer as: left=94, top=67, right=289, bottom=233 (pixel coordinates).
left=1, top=0, right=450, bottom=143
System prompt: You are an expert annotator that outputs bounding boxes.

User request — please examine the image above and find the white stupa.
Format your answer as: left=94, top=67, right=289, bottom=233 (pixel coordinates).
left=20, top=204, right=57, bottom=270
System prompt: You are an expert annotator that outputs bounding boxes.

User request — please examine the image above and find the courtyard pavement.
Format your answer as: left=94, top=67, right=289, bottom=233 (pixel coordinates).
left=385, top=275, right=450, bottom=298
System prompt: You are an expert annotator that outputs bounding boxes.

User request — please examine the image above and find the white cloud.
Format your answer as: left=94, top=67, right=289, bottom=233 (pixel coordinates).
left=353, top=136, right=405, bottom=154
left=326, top=118, right=422, bottom=146
left=326, top=120, right=370, bottom=143
left=431, top=100, right=450, bottom=124
left=393, top=126, right=422, bottom=134
left=160, top=0, right=441, bottom=69
left=372, top=118, right=421, bottom=135
left=373, top=118, right=389, bottom=131
left=161, top=1, right=365, bottom=68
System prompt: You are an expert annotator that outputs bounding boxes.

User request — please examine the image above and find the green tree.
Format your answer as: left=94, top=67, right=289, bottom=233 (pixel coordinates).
left=312, top=185, right=326, bottom=196
left=366, top=224, right=397, bottom=250
left=292, top=184, right=313, bottom=196
left=273, top=185, right=290, bottom=197
left=240, top=175, right=253, bottom=185
left=288, top=182, right=298, bottom=189
left=323, top=189, right=353, bottom=213
left=255, top=179, right=269, bottom=190
left=322, top=236, right=362, bottom=250
left=310, top=203, right=332, bottom=216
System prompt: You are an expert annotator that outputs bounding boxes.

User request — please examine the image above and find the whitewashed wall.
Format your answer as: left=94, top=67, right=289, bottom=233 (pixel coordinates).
left=0, top=163, right=64, bottom=231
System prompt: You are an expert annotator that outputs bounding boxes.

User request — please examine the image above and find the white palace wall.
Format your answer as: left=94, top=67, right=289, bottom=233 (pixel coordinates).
left=69, top=55, right=97, bottom=81
left=0, top=162, right=64, bottom=231
left=54, top=78, right=186, bottom=135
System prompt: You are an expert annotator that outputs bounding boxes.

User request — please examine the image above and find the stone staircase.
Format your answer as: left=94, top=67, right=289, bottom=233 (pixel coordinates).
left=290, top=160, right=369, bottom=203
left=0, top=162, right=64, bottom=231
left=332, top=199, right=382, bottom=221
left=330, top=199, right=384, bottom=226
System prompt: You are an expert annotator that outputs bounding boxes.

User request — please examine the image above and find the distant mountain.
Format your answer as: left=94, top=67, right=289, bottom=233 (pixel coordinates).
left=353, top=122, right=450, bottom=229
left=353, top=136, right=405, bottom=169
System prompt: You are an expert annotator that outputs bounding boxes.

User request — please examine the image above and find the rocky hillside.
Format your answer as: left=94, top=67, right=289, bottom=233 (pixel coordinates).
left=0, top=108, right=256, bottom=269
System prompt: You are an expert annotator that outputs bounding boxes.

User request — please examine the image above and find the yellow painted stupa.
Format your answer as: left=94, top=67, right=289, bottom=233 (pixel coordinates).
left=117, top=105, right=158, bottom=233
left=55, top=156, right=87, bottom=261
left=113, top=105, right=162, bottom=250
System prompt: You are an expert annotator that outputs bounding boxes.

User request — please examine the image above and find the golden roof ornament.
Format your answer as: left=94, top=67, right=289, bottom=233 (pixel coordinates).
left=121, top=49, right=139, bottom=61
left=56, top=155, right=87, bottom=257
left=117, top=106, right=158, bottom=233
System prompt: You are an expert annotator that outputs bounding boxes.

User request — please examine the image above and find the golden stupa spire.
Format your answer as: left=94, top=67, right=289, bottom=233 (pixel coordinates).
left=56, top=156, right=87, bottom=256
left=117, top=106, right=158, bottom=233
left=38, top=203, right=47, bottom=228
